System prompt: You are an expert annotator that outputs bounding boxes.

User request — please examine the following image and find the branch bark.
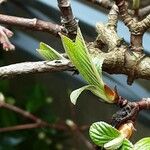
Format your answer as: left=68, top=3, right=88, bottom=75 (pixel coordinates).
left=0, top=47, right=150, bottom=82
left=57, top=0, right=78, bottom=39
left=0, top=60, right=74, bottom=79
left=0, top=14, right=64, bottom=36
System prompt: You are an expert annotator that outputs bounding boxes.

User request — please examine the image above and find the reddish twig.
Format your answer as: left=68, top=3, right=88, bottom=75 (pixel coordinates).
left=0, top=123, right=43, bottom=133
left=0, top=25, right=15, bottom=51
left=0, top=14, right=64, bottom=36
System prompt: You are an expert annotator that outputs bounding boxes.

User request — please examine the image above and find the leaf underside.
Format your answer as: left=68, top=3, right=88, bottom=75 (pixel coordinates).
left=37, top=42, right=63, bottom=60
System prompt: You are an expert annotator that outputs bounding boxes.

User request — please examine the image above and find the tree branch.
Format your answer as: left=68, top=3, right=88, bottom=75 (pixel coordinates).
left=84, top=0, right=149, bottom=18
left=0, top=47, right=150, bottom=83
left=84, top=0, right=113, bottom=10
left=0, top=60, right=74, bottom=79
left=0, top=123, right=43, bottom=132
left=0, top=14, right=64, bottom=36
left=57, top=0, right=78, bottom=39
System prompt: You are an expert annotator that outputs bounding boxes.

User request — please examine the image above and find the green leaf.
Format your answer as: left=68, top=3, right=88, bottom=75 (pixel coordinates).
left=118, top=139, right=133, bottom=150
left=89, top=122, right=134, bottom=150
left=104, top=135, right=124, bottom=150
left=37, top=42, right=63, bottom=60
left=70, top=85, right=98, bottom=105
left=89, top=121, right=121, bottom=147
left=60, top=27, right=116, bottom=104
left=134, top=137, right=150, bottom=150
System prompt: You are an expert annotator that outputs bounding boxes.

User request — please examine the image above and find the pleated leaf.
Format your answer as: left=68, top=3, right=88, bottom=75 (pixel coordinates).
left=89, top=121, right=133, bottom=150
left=118, top=139, right=133, bottom=150
left=134, top=137, right=150, bottom=150
left=60, top=27, right=116, bottom=104
left=89, top=121, right=121, bottom=147
left=70, top=85, right=99, bottom=105
left=104, top=135, right=124, bottom=150
left=37, top=42, right=63, bottom=60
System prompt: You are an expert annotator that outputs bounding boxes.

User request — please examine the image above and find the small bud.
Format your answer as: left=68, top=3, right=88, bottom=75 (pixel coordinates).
left=45, top=97, right=53, bottom=104
left=0, top=92, right=5, bottom=102
left=118, top=122, right=134, bottom=139
left=55, top=143, right=63, bottom=150
left=65, top=119, right=77, bottom=130
left=38, top=132, right=46, bottom=140
left=45, top=138, right=52, bottom=145
left=65, top=119, right=75, bottom=128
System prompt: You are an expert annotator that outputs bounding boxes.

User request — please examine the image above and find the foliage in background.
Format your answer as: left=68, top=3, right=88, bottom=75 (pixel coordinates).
left=0, top=80, right=66, bottom=150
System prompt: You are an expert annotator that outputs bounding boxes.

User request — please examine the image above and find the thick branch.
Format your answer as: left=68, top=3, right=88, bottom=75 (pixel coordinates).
left=0, top=47, right=150, bottom=82
left=0, top=60, right=74, bottom=79
left=0, top=14, right=64, bottom=36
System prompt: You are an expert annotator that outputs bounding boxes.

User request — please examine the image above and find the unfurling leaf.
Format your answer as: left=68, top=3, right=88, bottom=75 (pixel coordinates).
left=134, top=137, right=150, bottom=150
left=70, top=85, right=98, bottom=105
left=104, top=135, right=124, bottom=150
left=118, top=139, right=133, bottom=150
left=37, top=42, right=64, bottom=60
left=89, top=122, right=122, bottom=147
left=89, top=121, right=133, bottom=150
left=60, top=27, right=116, bottom=104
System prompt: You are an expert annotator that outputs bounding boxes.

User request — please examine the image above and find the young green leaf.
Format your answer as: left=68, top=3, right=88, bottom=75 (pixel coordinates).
left=104, top=135, right=124, bottom=150
left=60, top=27, right=116, bottom=104
left=89, top=121, right=121, bottom=147
left=89, top=121, right=134, bottom=150
left=118, top=139, right=133, bottom=150
left=134, top=137, right=150, bottom=150
left=70, top=85, right=99, bottom=105
left=37, top=42, right=63, bottom=60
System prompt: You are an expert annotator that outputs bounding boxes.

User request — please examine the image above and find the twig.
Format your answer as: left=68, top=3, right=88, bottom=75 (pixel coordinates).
left=66, top=119, right=94, bottom=150
left=0, top=101, right=44, bottom=123
left=0, top=14, right=64, bottom=36
left=0, top=60, right=74, bottom=79
left=0, top=123, right=43, bottom=132
left=1, top=47, right=150, bottom=82
left=107, top=4, right=118, bottom=31
left=115, top=0, right=147, bottom=52
left=57, top=0, right=78, bottom=39
left=0, top=93, right=89, bottom=133
left=84, top=0, right=113, bottom=10
left=0, top=93, right=69, bottom=132
left=84, top=0, right=149, bottom=18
